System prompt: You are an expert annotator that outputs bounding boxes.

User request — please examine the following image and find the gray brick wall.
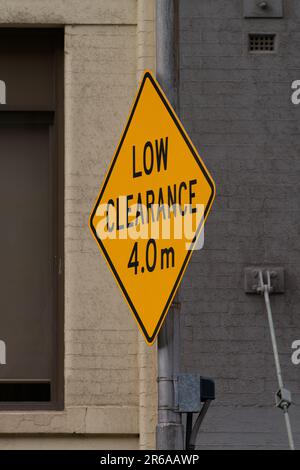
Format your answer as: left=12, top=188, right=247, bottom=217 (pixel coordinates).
left=179, top=0, right=300, bottom=450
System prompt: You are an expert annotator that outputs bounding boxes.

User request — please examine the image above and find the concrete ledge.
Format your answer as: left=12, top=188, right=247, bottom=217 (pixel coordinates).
left=0, top=406, right=139, bottom=435
left=0, top=0, right=137, bottom=25
left=0, top=435, right=139, bottom=450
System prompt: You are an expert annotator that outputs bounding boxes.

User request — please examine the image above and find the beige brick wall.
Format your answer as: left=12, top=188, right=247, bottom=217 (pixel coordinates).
left=65, top=23, right=138, bottom=409
left=0, top=0, right=156, bottom=450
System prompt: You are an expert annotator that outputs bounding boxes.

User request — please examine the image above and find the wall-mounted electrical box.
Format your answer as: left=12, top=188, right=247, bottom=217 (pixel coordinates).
left=177, top=374, right=215, bottom=413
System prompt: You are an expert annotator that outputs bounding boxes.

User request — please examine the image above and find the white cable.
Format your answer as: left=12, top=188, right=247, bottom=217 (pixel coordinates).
left=259, top=270, right=295, bottom=450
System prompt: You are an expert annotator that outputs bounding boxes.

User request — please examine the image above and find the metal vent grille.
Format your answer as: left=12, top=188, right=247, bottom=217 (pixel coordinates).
left=249, top=34, right=275, bottom=52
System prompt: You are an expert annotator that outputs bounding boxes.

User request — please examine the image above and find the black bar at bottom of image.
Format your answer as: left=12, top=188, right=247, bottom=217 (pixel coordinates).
left=0, top=451, right=206, bottom=465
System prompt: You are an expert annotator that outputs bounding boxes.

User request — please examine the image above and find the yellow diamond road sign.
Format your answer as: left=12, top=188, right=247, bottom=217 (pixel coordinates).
left=90, top=71, right=215, bottom=345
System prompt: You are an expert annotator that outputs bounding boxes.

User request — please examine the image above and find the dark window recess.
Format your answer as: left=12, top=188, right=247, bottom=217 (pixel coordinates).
left=249, top=34, right=276, bottom=52
left=0, top=29, right=64, bottom=410
left=0, top=383, right=51, bottom=402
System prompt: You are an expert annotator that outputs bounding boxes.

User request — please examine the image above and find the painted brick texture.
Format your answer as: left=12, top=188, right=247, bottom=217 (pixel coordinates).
left=179, top=0, right=300, bottom=450
left=65, top=24, right=138, bottom=409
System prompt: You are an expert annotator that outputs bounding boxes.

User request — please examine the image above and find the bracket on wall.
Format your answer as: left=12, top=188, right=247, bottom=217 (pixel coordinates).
left=244, top=267, right=285, bottom=294
left=243, top=0, right=283, bottom=18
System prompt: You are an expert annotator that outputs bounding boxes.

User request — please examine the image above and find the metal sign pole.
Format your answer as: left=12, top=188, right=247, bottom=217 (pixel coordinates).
left=156, top=0, right=184, bottom=450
